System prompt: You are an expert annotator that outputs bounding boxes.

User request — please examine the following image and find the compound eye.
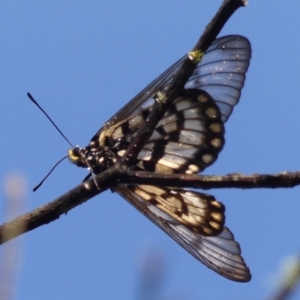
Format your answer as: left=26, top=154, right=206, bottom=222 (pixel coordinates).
left=72, top=146, right=81, bottom=156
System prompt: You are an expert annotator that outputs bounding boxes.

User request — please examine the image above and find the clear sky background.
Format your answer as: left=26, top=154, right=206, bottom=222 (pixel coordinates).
left=1, top=1, right=300, bottom=299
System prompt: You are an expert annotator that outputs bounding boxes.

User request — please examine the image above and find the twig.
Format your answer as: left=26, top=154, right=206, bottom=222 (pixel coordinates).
left=1, top=169, right=300, bottom=245
left=126, top=171, right=300, bottom=189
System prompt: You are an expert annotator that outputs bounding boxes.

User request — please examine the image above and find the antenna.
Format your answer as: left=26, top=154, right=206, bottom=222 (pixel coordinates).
left=27, top=93, right=73, bottom=191
left=33, top=155, right=68, bottom=191
left=27, top=93, right=73, bottom=147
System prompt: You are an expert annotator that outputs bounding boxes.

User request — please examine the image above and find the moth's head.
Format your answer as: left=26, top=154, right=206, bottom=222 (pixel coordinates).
left=68, top=144, right=108, bottom=174
left=68, top=146, right=88, bottom=168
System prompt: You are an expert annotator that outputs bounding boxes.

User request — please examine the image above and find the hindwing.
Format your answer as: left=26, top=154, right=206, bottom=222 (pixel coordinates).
left=115, top=185, right=251, bottom=282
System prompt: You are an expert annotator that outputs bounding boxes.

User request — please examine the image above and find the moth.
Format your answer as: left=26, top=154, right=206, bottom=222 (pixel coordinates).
left=68, top=35, right=252, bottom=282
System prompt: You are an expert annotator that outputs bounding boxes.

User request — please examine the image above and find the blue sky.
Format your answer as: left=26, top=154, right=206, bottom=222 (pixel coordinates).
left=1, top=1, right=300, bottom=299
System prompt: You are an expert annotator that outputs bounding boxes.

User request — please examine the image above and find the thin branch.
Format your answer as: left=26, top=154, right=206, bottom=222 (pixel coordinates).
left=1, top=169, right=300, bottom=245
left=0, top=164, right=122, bottom=245
left=125, top=171, right=300, bottom=189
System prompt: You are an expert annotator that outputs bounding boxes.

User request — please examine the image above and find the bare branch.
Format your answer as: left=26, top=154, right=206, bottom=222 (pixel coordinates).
left=125, top=171, right=300, bottom=190
left=0, top=164, right=122, bottom=245
left=1, top=169, right=300, bottom=245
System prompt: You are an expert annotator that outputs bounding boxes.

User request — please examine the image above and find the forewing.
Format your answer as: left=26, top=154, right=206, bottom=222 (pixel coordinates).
left=99, top=36, right=250, bottom=175
left=115, top=185, right=251, bottom=282
left=106, top=35, right=251, bottom=127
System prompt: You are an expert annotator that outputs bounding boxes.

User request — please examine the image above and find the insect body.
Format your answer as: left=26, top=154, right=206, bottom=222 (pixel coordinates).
left=69, top=35, right=251, bottom=282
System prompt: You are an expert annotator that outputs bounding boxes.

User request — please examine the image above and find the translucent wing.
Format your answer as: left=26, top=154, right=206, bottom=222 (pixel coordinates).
left=185, top=36, right=251, bottom=122
left=85, top=35, right=250, bottom=178
left=106, top=35, right=251, bottom=127
left=95, top=36, right=250, bottom=175
left=115, top=185, right=251, bottom=282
